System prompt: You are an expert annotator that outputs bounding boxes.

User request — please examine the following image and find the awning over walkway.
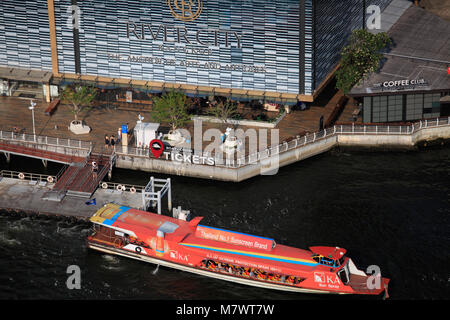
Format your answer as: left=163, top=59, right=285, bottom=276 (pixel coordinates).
left=52, top=73, right=311, bottom=105
left=0, top=67, right=53, bottom=84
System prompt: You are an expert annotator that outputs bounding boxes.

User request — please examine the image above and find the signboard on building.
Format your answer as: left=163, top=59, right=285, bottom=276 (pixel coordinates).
left=55, top=0, right=301, bottom=95
left=371, top=78, right=429, bottom=92
left=126, top=91, right=133, bottom=103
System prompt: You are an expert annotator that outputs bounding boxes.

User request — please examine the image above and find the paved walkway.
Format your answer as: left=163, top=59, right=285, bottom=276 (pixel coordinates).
left=0, top=84, right=349, bottom=155
left=0, top=96, right=146, bottom=154
left=278, top=90, right=346, bottom=139
left=420, top=0, right=450, bottom=21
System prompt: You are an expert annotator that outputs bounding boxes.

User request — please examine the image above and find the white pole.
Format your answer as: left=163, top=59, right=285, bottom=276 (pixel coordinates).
left=29, top=100, right=36, bottom=142
left=157, top=190, right=161, bottom=214
left=167, top=178, right=172, bottom=213
left=32, top=108, right=35, bottom=137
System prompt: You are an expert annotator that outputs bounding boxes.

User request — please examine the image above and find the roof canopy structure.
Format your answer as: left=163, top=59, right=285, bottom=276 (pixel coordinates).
left=350, top=5, right=450, bottom=96
left=52, top=73, right=312, bottom=105
left=0, top=67, right=53, bottom=84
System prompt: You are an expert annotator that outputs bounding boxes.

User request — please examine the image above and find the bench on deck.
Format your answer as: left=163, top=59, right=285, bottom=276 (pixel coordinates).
left=45, top=99, right=60, bottom=116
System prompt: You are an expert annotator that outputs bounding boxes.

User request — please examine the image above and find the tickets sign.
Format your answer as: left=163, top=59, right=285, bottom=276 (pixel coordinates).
left=195, top=225, right=274, bottom=252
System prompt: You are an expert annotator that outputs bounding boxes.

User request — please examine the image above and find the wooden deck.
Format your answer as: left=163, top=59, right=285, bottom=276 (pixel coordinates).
left=0, top=82, right=352, bottom=156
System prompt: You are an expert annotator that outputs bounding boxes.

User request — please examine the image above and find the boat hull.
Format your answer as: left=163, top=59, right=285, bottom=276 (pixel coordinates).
left=87, top=242, right=344, bottom=295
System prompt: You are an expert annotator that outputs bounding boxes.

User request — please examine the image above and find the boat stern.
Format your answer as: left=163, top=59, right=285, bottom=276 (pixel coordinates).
left=341, top=258, right=390, bottom=297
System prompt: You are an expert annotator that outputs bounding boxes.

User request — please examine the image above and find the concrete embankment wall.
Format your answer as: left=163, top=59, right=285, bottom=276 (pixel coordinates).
left=115, top=125, right=450, bottom=182
left=411, top=125, right=450, bottom=144
left=115, top=135, right=339, bottom=182
left=115, top=155, right=240, bottom=181
left=337, top=125, right=450, bottom=148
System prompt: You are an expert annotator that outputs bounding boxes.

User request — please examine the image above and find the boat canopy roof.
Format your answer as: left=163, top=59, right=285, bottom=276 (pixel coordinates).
left=90, top=204, right=178, bottom=232
left=309, top=246, right=347, bottom=260
left=90, top=204, right=196, bottom=242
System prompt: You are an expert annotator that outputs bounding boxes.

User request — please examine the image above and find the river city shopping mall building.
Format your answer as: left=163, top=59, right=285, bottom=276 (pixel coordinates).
left=0, top=0, right=419, bottom=111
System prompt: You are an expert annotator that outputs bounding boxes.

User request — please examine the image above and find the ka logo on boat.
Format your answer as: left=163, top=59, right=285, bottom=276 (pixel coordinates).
left=314, top=272, right=325, bottom=283
left=314, top=272, right=341, bottom=286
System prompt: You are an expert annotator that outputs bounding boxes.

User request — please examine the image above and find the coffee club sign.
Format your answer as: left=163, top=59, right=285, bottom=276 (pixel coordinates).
left=373, top=78, right=428, bottom=91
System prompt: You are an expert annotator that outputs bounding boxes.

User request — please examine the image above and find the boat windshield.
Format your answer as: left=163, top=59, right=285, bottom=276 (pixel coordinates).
left=312, top=254, right=343, bottom=268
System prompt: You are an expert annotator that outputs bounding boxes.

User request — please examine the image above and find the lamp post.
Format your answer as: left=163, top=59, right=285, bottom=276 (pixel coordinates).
left=29, top=100, right=36, bottom=142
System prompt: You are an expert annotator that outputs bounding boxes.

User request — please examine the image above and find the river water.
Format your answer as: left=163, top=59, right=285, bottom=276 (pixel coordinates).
left=0, top=144, right=449, bottom=300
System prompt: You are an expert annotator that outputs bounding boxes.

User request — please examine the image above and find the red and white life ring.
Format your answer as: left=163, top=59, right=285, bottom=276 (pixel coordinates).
left=130, top=187, right=136, bottom=193
left=47, top=176, right=54, bottom=183
left=18, top=173, right=25, bottom=180
left=101, top=182, right=108, bottom=189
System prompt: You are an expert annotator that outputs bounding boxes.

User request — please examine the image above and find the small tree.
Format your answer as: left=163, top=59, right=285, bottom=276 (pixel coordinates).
left=60, top=85, right=97, bottom=121
left=207, top=98, right=238, bottom=125
left=152, top=90, right=191, bottom=131
left=336, top=29, right=392, bottom=94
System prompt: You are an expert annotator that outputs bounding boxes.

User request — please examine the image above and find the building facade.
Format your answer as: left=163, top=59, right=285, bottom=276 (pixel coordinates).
left=1, top=0, right=393, bottom=103
left=350, top=5, right=450, bottom=123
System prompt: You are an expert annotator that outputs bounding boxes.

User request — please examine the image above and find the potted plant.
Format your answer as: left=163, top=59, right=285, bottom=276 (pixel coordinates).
left=60, top=85, right=97, bottom=134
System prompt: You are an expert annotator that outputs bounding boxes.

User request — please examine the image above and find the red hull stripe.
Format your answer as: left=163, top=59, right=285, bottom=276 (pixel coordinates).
left=179, top=243, right=319, bottom=267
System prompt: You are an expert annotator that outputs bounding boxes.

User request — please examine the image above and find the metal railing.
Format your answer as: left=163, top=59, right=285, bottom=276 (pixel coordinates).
left=59, top=149, right=94, bottom=193
left=102, top=116, right=450, bottom=170
left=0, top=170, right=57, bottom=184
left=78, top=151, right=116, bottom=194
left=232, top=116, right=450, bottom=169
left=55, top=164, right=68, bottom=182
left=98, top=181, right=145, bottom=193
left=0, top=130, right=92, bottom=150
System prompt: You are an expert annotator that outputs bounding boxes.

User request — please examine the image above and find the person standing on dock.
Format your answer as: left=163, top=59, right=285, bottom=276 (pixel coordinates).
left=110, top=135, right=116, bottom=150
left=91, top=161, right=98, bottom=180
left=105, top=135, right=110, bottom=149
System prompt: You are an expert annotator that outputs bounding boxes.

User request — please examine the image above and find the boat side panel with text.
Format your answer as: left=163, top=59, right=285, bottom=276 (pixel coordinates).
left=87, top=204, right=390, bottom=296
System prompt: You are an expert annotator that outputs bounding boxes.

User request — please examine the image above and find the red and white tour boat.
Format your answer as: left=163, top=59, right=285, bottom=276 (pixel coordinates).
left=87, top=203, right=390, bottom=297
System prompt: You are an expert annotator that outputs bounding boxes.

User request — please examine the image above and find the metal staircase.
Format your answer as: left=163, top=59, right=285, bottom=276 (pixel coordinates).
left=54, top=152, right=116, bottom=199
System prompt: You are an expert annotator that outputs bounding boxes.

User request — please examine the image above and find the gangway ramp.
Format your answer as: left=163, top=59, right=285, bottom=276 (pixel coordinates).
left=0, top=130, right=91, bottom=164
left=58, top=153, right=115, bottom=198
